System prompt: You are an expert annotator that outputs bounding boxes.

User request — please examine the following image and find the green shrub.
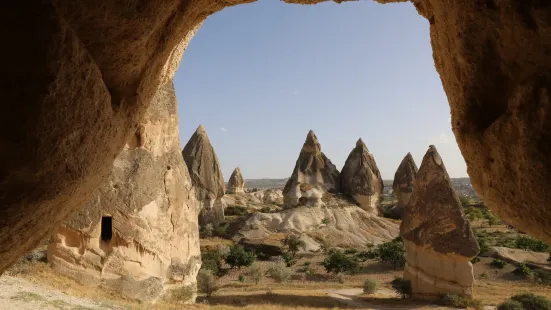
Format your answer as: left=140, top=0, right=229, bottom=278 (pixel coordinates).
left=201, top=250, right=222, bottom=276
left=197, top=269, right=219, bottom=298
left=282, top=235, right=306, bottom=257
left=321, top=218, right=330, bottom=225
left=465, top=207, right=484, bottom=222
left=459, top=195, right=471, bottom=207
left=511, top=293, right=551, bottom=310
left=491, top=259, right=507, bottom=269
left=322, top=251, right=359, bottom=275
left=363, top=278, right=379, bottom=295
left=514, top=236, right=550, bottom=252
left=214, top=222, right=229, bottom=237
left=238, top=274, right=245, bottom=282
left=303, top=261, right=311, bottom=266
left=533, top=269, right=551, bottom=286
left=376, top=238, right=405, bottom=270
left=471, top=257, right=481, bottom=264
left=260, top=206, right=271, bottom=213
left=355, top=250, right=379, bottom=262
left=344, top=248, right=358, bottom=255
left=225, top=205, right=249, bottom=216
left=267, top=262, right=291, bottom=283
left=281, top=252, right=297, bottom=267
left=497, top=300, right=525, bottom=310
left=548, top=253, right=551, bottom=263
left=201, top=224, right=214, bottom=238
left=248, top=263, right=264, bottom=284
left=515, top=263, right=533, bottom=279
left=475, top=232, right=490, bottom=254
left=440, top=294, right=483, bottom=310
left=225, top=244, right=256, bottom=269
left=390, top=277, right=411, bottom=299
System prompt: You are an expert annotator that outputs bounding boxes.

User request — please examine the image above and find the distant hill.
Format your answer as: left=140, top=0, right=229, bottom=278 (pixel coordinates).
left=225, top=177, right=478, bottom=197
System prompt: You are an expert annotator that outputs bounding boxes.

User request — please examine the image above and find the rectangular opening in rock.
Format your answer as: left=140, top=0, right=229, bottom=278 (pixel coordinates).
left=101, top=216, right=113, bottom=242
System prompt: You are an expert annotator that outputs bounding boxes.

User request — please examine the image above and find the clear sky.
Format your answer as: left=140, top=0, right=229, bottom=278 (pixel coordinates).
left=174, top=0, right=467, bottom=180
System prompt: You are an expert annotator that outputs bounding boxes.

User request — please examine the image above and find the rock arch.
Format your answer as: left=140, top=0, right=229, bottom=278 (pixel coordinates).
left=1, top=0, right=550, bottom=273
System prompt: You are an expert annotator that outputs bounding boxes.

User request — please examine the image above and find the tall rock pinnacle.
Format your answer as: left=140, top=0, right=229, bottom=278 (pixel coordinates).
left=227, top=167, right=245, bottom=194
left=282, top=130, right=340, bottom=208
left=182, top=125, right=226, bottom=226
left=340, top=138, right=383, bottom=213
left=400, top=145, right=479, bottom=299
left=385, top=153, right=418, bottom=219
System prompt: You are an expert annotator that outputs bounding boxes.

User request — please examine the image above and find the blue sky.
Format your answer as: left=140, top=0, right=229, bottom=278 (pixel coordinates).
left=175, top=0, right=467, bottom=180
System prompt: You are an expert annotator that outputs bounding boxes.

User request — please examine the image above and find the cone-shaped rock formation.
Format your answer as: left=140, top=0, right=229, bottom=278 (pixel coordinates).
left=283, top=130, right=340, bottom=208
left=227, top=167, right=245, bottom=194
left=401, top=145, right=479, bottom=299
left=340, top=138, right=383, bottom=213
left=48, top=81, right=201, bottom=303
left=182, top=125, right=225, bottom=226
left=385, top=153, right=418, bottom=219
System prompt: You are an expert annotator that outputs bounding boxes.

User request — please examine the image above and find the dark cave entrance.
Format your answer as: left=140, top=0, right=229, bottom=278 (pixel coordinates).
left=101, top=216, right=113, bottom=242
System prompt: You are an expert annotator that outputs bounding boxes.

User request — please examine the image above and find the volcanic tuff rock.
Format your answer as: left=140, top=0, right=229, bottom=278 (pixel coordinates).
left=47, top=81, right=201, bottom=303
left=283, top=130, right=340, bottom=208
left=385, top=153, right=418, bottom=219
left=182, top=125, right=226, bottom=226
left=340, top=139, right=383, bottom=213
left=227, top=167, right=245, bottom=194
left=234, top=196, right=399, bottom=250
left=400, top=145, right=479, bottom=299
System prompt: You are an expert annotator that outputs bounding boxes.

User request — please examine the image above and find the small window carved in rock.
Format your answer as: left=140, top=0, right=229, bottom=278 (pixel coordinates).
left=101, top=216, right=113, bottom=242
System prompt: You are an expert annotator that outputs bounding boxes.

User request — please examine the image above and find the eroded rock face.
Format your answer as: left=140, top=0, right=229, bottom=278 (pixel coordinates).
left=2, top=0, right=551, bottom=274
left=387, top=153, right=418, bottom=219
left=47, top=81, right=201, bottom=303
left=227, top=167, right=245, bottom=194
left=341, top=139, right=383, bottom=213
left=401, top=145, right=479, bottom=299
left=182, top=126, right=226, bottom=226
left=282, top=130, right=340, bottom=208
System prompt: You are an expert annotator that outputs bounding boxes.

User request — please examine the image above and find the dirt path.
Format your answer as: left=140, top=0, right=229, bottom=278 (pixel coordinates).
left=0, top=276, right=121, bottom=310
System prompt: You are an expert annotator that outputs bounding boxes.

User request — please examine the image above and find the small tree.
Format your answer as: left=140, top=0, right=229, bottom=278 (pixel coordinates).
left=282, top=235, right=306, bottom=257
left=201, top=250, right=222, bottom=276
left=249, top=263, right=264, bottom=284
left=459, top=195, right=471, bottom=208
left=376, top=239, right=406, bottom=270
left=225, top=244, right=256, bottom=269
left=363, top=278, right=379, bottom=295
left=319, top=237, right=334, bottom=254
left=322, top=251, right=359, bottom=275
left=197, top=269, right=219, bottom=298
left=391, top=277, right=412, bottom=299
left=266, top=262, right=291, bottom=283
left=465, top=207, right=484, bottom=222
left=202, top=224, right=214, bottom=238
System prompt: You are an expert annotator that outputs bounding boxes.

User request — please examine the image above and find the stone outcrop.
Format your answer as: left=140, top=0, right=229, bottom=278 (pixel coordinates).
left=47, top=82, right=201, bottom=303
left=2, top=0, right=551, bottom=274
left=340, top=139, right=383, bottom=213
left=282, top=130, right=340, bottom=208
left=401, top=145, right=479, bottom=299
left=182, top=125, right=226, bottom=226
left=235, top=196, right=399, bottom=250
left=386, top=153, right=418, bottom=219
left=227, top=167, right=245, bottom=194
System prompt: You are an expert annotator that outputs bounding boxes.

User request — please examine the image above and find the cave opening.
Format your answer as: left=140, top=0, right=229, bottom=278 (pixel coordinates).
left=101, top=216, right=113, bottom=242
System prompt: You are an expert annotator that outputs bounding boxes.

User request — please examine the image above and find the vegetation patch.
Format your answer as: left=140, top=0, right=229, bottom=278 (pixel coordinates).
left=439, top=294, right=484, bottom=310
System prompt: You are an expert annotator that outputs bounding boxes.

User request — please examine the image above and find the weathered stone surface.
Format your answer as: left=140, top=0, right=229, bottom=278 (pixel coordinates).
left=227, top=167, right=245, bottom=194
left=182, top=125, right=226, bottom=226
left=47, top=81, right=201, bottom=303
left=401, top=145, right=479, bottom=298
left=387, top=153, right=418, bottom=219
left=283, top=130, right=340, bottom=208
left=341, top=139, right=383, bottom=213
left=2, top=0, right=551, bottom=274
left=235, top=195, right=399, bottom=249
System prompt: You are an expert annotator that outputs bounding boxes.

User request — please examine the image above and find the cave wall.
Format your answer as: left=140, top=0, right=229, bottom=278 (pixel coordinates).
left=1, top=0, right=551, bottom=273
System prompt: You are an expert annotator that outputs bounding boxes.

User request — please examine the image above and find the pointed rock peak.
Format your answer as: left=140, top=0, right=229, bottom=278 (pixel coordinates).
left=302, top=130, right=321, bottom=153
left=355, top=138, right=369, bottom=152
left=195, top=124, right=206, bottom=134
left=400, top=144, right=478, bottom=258
left=424, top=145, right=444, bottom=167
left=234, top=167, right=241, bottom=173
